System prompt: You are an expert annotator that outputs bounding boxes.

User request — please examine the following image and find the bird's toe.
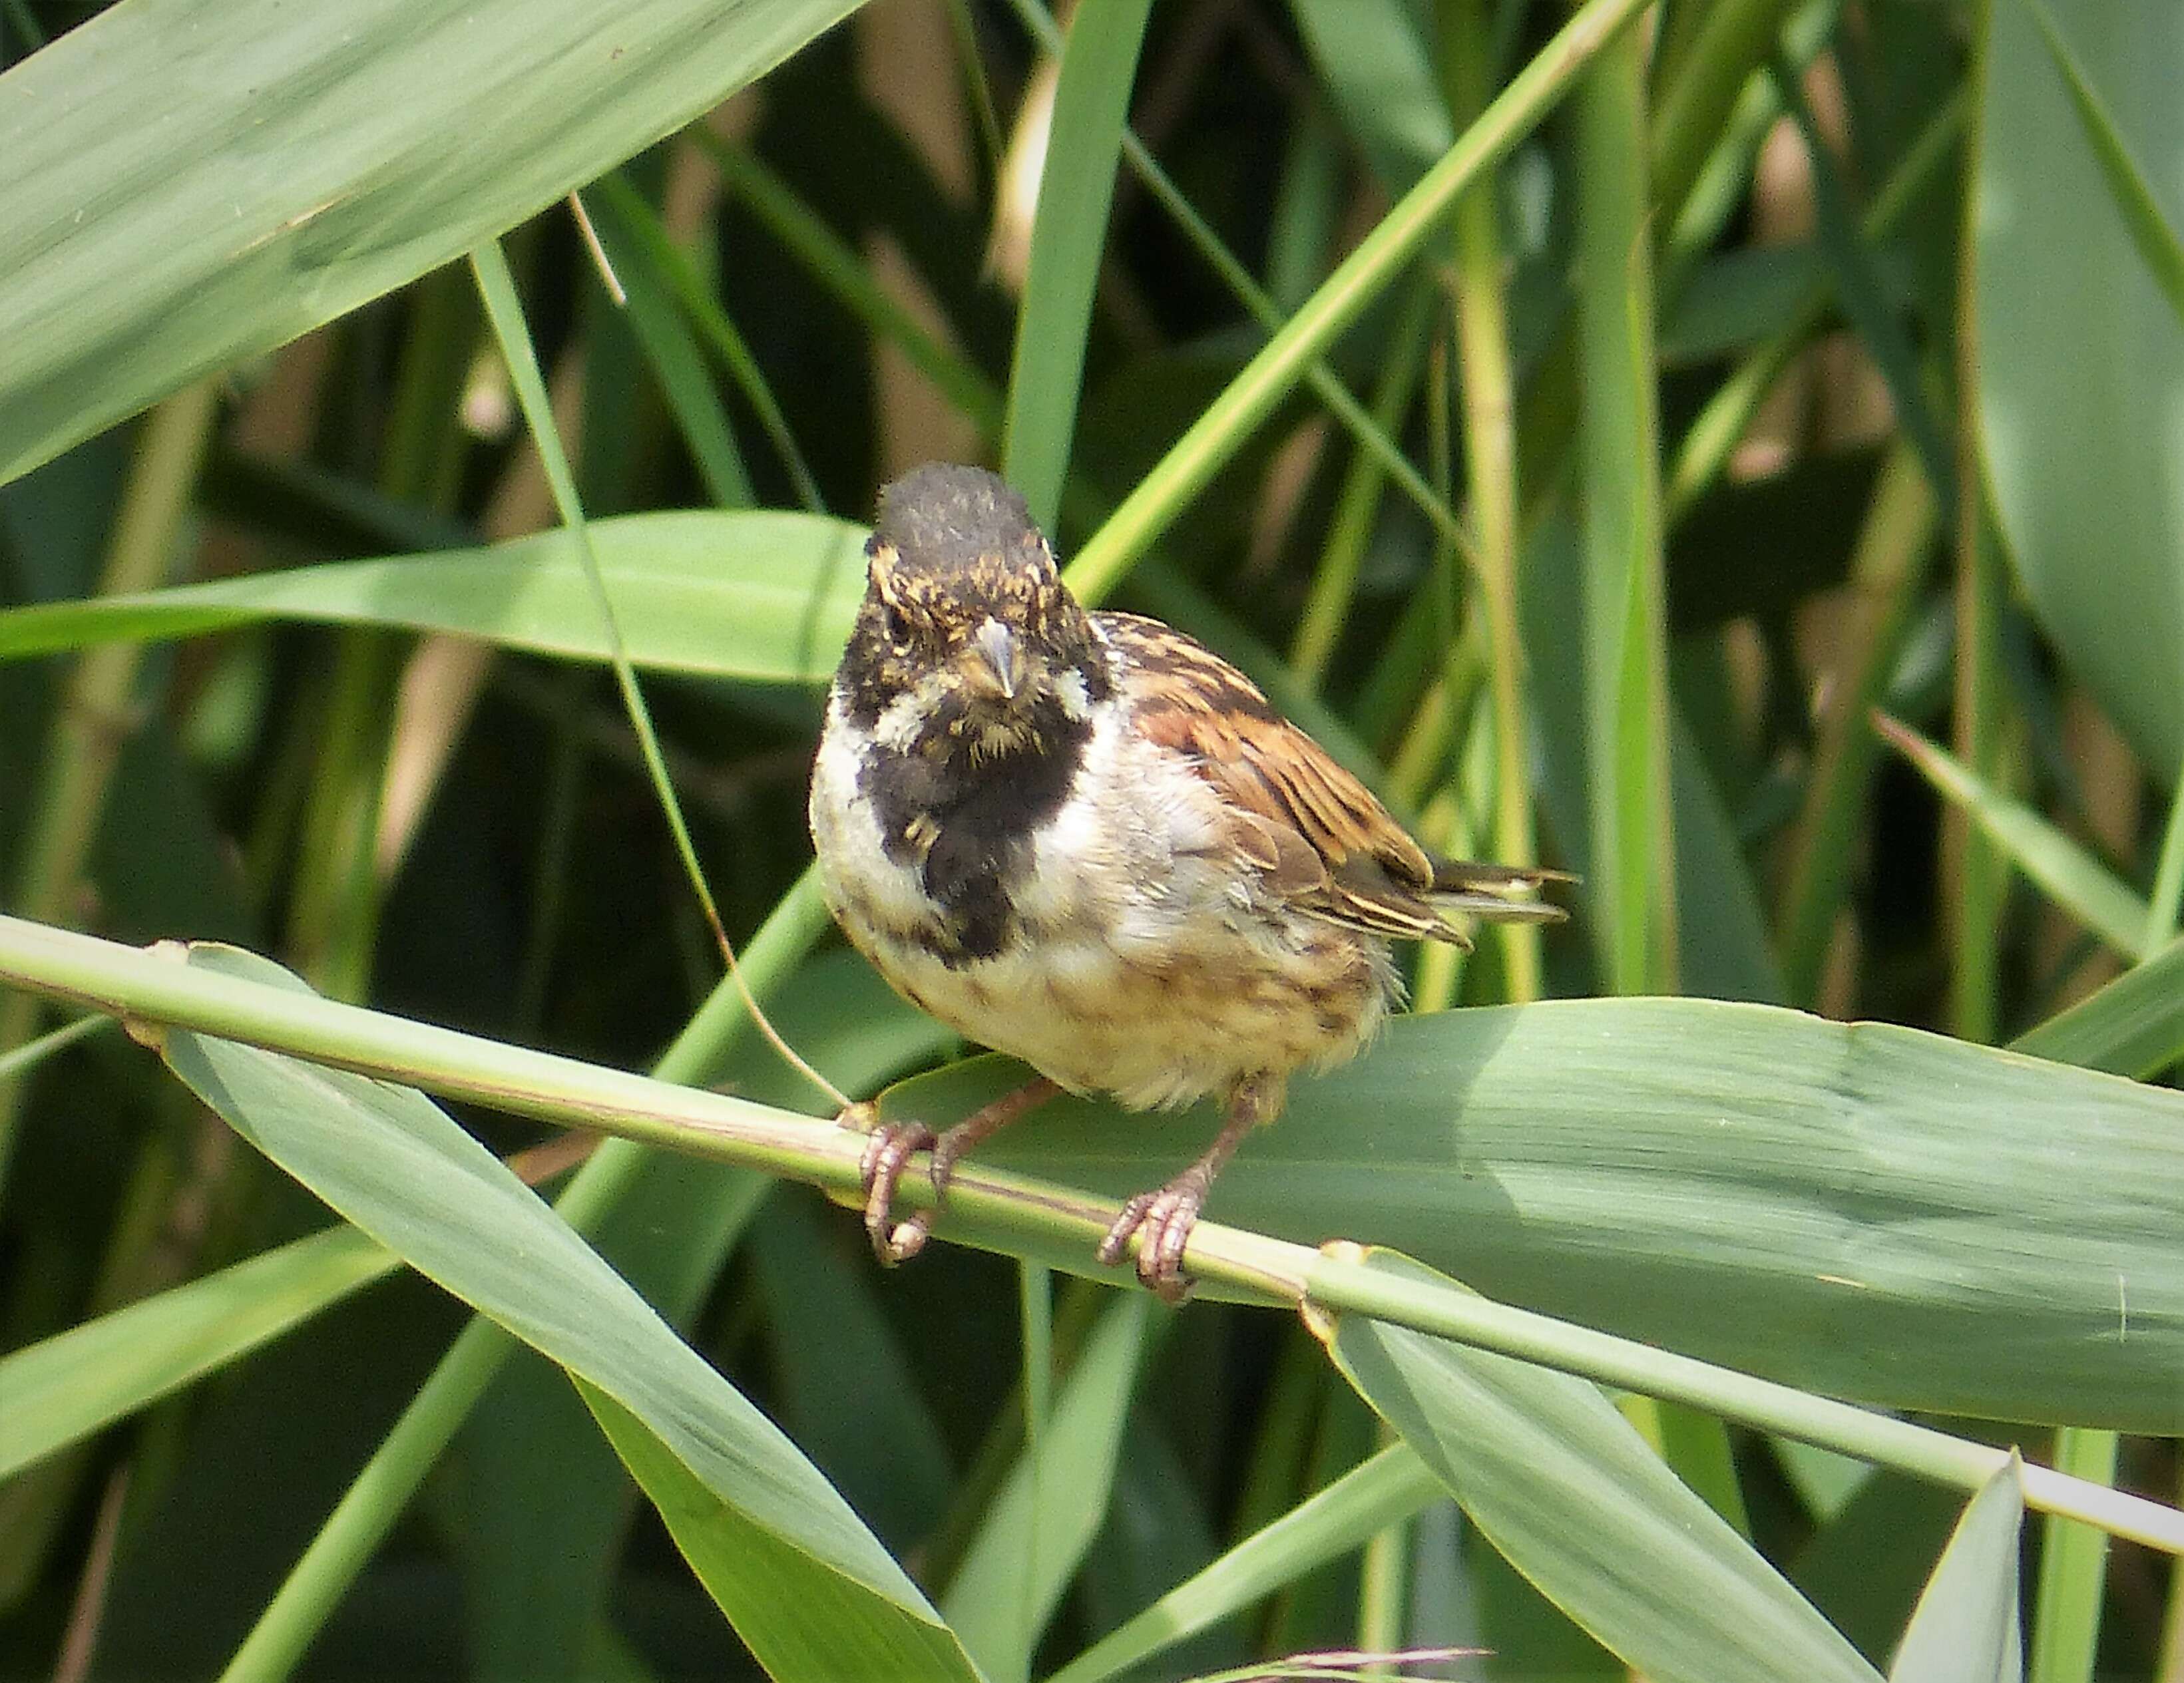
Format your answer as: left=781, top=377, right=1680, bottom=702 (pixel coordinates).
left=859, top=1120, right=937, bottom=1265
left=1098, top=1181, right=1203, bottom=1303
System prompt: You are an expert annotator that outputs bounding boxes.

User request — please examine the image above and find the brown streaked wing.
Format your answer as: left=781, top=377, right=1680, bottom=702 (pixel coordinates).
left=1097, top=613, right=1455, bottom=940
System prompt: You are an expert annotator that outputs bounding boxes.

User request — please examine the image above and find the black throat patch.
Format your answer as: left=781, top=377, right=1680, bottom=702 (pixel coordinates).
left=857, top=694, right=1090, bottom=965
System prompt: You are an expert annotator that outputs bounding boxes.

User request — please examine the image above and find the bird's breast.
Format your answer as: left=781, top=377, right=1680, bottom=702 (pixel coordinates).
left=811, top=695, right=1395, bottom=1107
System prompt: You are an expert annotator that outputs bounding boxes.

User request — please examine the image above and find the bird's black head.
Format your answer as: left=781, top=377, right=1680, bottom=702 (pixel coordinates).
left=838, top=465, right=1108, bottom=749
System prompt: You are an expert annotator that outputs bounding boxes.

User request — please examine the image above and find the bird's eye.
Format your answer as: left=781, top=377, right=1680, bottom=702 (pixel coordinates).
left=880, top=601, right=912, bottom=646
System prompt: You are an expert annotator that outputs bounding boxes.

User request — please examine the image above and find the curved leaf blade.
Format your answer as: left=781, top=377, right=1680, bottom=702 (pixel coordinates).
left=1321, top=1250, right=1879, bottom=1683
left=1888, top=1457, right=2024, bottom=1683
left=1873, top=713, right=2151, bottom=959
left=156, top=944, right=973, bottom=1674
left=2009, top=934, right=2184, bottom=1079
left=0, top=510, right=867, bottom=680
left=1976, top=0, right=2184, bottom=784
left=584, top=1385, right=982, bottom=1683
left=0, top=0, right=863, bottom=484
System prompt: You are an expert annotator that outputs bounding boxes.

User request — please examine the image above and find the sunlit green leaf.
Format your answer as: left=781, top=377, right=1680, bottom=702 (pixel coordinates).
left=0, top=0, right=865, bottom=484
left=1888, top=1457, right=2024, bottom=1683
left=893, top=994, right=2184, bottom=1429
left=0, top=510, right=867, bottom=680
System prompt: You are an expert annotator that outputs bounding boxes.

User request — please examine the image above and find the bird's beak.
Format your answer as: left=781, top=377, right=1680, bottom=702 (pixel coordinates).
left=964, top=617, right=1024, bottom=701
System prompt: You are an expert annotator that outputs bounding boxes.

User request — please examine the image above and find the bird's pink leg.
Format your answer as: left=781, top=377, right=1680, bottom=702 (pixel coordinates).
left=1097, top=1073, right=1282, bottom=1303
left=857, top=1076, right=1060, bottom=1264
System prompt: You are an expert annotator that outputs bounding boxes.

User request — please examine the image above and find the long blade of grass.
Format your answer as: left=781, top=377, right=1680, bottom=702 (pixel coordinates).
left=1014, top=1267, right=1051, bottom=1682
left=1442, top=0, right=1542, bottom=1001
left=999, top=0, right=1152, bottom=528
left=1946, top=509, right=2011, bottom=1047
left=5, top=916, right=2183, bottom=1551
left=2010, top=934, right=2184, bottom=1079
left=586, top=182, right=756, bottom=508
left=1064, top=0, right=1653, bottom=607
left=1574, top=27, right=1675, bottom=996
left=942, top=1295, right=1150, bottom=1683
left=0, top=1227, right=397, bottom=1480
left=1872, top=711, right=2151, bottom=960
left=1287, top=282, right=1434, bottom=687
left=2145, top=777, right=2184, bottom=948
left=586, top=175, right=823, bottom=511
left=2026, top=1429, right=2113, bottom=1683
left=0, top=1012, right=107, bottom=1083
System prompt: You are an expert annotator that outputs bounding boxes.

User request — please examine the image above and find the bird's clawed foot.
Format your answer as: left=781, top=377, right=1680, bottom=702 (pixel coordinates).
left=858, top=1120, right=941, bottom=1264
left=1096, top=1171, right=1210, bottom=1304
left=1095, top=1075, right=1275, bottom=1303
left=852, top=1077, right=1061, bottom=1268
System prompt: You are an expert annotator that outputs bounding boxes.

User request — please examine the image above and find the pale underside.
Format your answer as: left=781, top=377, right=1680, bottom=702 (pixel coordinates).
left=809, top=685, right=1395, bottom=1111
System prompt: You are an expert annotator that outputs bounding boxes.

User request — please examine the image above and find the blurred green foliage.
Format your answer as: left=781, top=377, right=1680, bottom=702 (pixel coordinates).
left=1, top=0, right=2181, bottom=1678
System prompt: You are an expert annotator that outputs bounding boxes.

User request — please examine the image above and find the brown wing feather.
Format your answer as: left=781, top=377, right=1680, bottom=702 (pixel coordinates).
left=1098, top=614, right=1561, bottom=942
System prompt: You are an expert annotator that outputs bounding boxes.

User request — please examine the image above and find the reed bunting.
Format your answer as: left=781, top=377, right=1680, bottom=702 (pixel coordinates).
left=809, top=463, right=1566, bottom=1300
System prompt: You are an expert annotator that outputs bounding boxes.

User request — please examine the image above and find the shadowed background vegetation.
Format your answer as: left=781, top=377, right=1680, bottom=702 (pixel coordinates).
left=1, top=0, right=2181, bottom=1679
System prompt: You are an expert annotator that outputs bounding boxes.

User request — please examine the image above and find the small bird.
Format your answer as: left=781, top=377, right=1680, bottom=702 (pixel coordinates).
left=808, top=463, right=1566, bottom=1300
